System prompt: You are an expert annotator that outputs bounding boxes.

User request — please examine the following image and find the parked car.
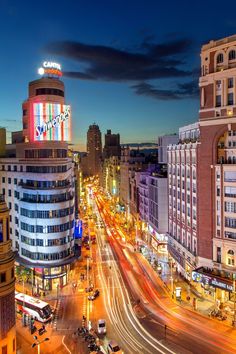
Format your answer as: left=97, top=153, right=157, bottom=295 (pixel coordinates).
left=88, top=289, right=100, bottom=301
left=107, top=340, right=124, bottom=353
left=97, top=319, right=106, bottom=334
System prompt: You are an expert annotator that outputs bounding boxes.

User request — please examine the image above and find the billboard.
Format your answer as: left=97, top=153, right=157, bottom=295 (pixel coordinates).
left=33, top=103, right=71, bottom=141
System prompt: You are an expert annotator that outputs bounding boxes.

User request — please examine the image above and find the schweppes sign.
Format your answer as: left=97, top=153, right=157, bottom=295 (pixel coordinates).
left=33, top=103, right=71, bottom=141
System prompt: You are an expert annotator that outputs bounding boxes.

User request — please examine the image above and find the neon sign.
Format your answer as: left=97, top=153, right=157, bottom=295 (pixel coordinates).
left=33, top=103, right=71, bottom=141
left=38, top=62, right=62, bottom=77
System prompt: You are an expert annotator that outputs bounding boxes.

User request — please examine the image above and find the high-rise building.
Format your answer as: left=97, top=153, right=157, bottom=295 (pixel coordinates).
left=102, top=156, right=120, bottom=197
left=0, top=194, right=16, bottom=354
left=137, top=168, right=168, bottom=250
left=87, top=124, right=102, bottom=176
left=196, top=35, right=236, bottom=294
left=0, top=128, right=6, bottom=157
left=119, top=147, right=145, bottom=210
left=168, top=35, right=236, bottom=303
left=0, top=62, right=75, bottom=291
left=103, top=129, right=121, bottom=158
left=167, top=123, right=199, bottom=280
left=158, top=134, right=178, bottom=164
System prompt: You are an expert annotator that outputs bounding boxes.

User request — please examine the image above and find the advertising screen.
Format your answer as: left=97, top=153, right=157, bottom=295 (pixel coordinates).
left=33, top=103, right=71, bottom=141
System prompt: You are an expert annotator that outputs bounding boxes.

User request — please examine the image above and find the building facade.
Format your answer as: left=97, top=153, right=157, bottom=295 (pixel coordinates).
left=103, top=129, right=121, bottom=158
left=195, top=35, right=236, bottom=301
left=0, top=69, right=75, bottom=291
left=167, top=124, right=199, bottom=280
left=102, top=156, right=120, bottom=198
left=87, top=124, right=102, bottom=176
left=168, top=35, right=236, bottom=303
left=0, top=195, right=16, bottom=354
left=137, top=169, right=168, bottom=250
left=0, top=128, right=6, bottom=158
left=119, top=147, right=145, bottom=210
left=158, top=134, right=178, bottom=164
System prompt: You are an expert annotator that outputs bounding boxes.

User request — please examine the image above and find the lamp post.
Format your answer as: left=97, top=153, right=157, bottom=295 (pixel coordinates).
left=233, top=275, right=236, bottom=327
left=32, top=337, right=49, bottom=354
left=170, top=257, right=174, bottom=298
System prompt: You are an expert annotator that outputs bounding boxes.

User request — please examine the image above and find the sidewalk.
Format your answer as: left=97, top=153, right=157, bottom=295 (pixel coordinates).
left=135, top=247, right=234, bottom=327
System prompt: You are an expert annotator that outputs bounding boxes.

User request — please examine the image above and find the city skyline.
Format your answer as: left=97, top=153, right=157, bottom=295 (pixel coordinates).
left=1, top=0, right=236, bottom=151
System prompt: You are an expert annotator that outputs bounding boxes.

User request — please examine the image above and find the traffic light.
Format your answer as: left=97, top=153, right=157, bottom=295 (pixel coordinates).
left=29, top=316, right=36, bottom=334
left=31, top=325, right=37, bottom=335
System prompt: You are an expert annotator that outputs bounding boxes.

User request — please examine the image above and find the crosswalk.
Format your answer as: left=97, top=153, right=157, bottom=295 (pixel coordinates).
left=52, top=298, right=62, bottom=330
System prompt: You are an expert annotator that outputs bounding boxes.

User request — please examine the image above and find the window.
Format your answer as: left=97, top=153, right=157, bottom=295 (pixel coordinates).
left=227, top=249, right=235, bottom=266
left=224, top=171, right=236, bottom=182
left=0, top=272, right=6, bottom=283
left=228, top=78, right=234, bottom=88
left=217, top=247, right=221, bottom=263
left=216, top=95, right=221, bottom=107
left=2, top=345, right=7, bottom=354
left=14, top=165, right=17, bottom=172
left=8, top=190, right=11, bottom=197
left=228, top=92, right=234, bottom=105
left=8, top=177, right=11, bottom=184
left=217, top=53, right=224, bottom=64
left=224, top=186, right=236, bottom=197
left=229, top=50, right=236, bottom=61
left=35, top=88, right=64, bottom=97
left=14, top=178, right=17, bottom=185
left=2, top=177, right=5, bottom=183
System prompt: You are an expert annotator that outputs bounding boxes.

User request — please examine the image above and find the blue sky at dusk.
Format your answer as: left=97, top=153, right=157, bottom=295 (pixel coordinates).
left=1, top=0, right=236, bottom=150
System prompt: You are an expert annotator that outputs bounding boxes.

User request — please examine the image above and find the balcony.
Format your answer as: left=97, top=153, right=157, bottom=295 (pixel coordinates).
left=19, top=182, right=71, bottom=190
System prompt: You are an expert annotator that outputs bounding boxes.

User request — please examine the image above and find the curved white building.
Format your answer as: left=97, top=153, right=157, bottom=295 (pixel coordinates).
left=0, top=65, right=76, bottom=290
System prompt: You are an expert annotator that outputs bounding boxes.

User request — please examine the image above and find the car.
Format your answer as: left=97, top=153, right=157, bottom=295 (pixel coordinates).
left=88, top=289, right=100, bottom=301
left=107, top=340, right=124, bottom=353
left=85, top=285, right=94, bottom=292
left=97, top=319, right=106, bottom=334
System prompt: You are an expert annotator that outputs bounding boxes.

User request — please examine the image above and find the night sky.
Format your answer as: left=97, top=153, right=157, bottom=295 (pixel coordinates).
left=1, top=0, right=236, bottom=150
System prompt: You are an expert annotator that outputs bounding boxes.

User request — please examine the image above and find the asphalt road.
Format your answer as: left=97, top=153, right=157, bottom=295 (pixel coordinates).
left=17, top=188, right=236, bottom=354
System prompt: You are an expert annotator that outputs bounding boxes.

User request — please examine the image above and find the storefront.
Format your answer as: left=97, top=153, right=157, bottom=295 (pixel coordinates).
left=148, top=225, right=168, bottom=252
left=168, top=243, right=185, bottom=275
left=34, top=265, right=69, bottom=291
left=192, top=267, right=234, bottom=303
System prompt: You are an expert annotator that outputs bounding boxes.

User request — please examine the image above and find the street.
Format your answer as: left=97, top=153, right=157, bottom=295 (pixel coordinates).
left=16, top=186, right=236, bottom=354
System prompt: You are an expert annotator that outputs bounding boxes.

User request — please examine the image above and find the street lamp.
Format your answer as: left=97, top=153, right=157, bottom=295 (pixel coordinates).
left=233, top=275, right=236, bottom=327
left=32, top=337, right=49, bottom=354
left=169, top=257, right=174, bottom=298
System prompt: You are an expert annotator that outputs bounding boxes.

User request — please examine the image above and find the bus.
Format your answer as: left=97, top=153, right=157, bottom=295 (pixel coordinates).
left=15, top=292, right=53, bottom=322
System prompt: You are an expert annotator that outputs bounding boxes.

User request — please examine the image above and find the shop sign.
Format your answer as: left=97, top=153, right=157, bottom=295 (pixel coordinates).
left=44, top=272, right=66, bottom=280
left=151, top=237, right=158, bottom=250
left=211, top=278, right=233, bottom=292
left=192, top=271, right=233, bottom=291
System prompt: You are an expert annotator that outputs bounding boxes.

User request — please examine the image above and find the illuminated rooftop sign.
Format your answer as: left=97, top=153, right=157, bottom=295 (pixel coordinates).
left=33, top=103, right=71, bottom=141
left=38, top=61, right=62, bottom=77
